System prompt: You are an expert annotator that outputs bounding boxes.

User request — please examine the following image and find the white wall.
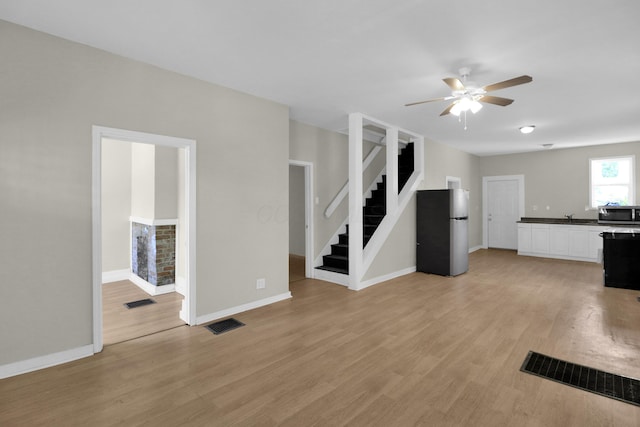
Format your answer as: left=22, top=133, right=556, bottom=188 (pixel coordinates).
left=0, top=20, right=289, bottom=367
left=130, top=143, right=156, bottom=220
left=101, top=139, right=132, bottom=272
left=154, top=145, right=178, bottom=220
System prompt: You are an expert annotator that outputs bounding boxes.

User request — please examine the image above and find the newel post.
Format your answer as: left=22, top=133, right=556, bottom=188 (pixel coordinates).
left=348, top=113, right=364, bottom=289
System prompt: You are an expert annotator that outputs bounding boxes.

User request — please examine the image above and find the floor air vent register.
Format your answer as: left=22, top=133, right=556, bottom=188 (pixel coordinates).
left=205, top=318, right=245, bottom=335
left=521, top=351, right=640, bottom=406
left=124, top=298, right=156, bottom=309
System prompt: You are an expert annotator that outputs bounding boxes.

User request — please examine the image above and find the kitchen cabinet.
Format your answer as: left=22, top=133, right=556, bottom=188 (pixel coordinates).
left=588, top=229, right=604, bottom=261
left=569, top=228, right=590, bottom=258
left=549, top=225, right=569, bottom=255
left=531, top=224, right=549, bottom=254
left=517, top=222, right=605, bottom=263
left=517, top=224, right=531, bottom=253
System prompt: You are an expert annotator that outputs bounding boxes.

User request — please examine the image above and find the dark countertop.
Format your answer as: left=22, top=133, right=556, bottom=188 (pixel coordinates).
left=518, top=217, right=598, bottom=225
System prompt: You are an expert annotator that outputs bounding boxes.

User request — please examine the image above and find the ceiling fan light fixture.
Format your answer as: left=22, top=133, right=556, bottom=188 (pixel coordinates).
left=450, top=101, right=463, bottom=116
left=469, top=100, right=483, bottom=114
left=519, top=125, right=536, bottom=134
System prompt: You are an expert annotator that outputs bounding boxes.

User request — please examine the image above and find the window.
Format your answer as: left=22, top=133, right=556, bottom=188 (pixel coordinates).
left=589, top=155, right=635, bottom=208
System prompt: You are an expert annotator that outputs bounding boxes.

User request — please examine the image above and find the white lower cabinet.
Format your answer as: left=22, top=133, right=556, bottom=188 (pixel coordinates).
left=517, top=223, right=604, bottom=263
left=517, top=224, right=532, bottom=253
left=531, top=225, right=549, bottom=254
left=569, top=228, right=590, bottom=258
left=588, top=229, right=604, bottom=261
left=549, top=225, right=569, bottom=255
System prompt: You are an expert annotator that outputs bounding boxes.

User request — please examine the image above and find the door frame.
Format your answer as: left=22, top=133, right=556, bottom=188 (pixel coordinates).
left=482, top=175, right=525, bottom=248
left=289, top=160, right=314, bottom=278
left=92, top=126, right=197, bottom=353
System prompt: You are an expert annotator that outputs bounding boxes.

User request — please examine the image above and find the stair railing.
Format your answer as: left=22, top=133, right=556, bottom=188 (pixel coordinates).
left=348, top=113, right=424, bottom=290
left=324, top=145, right=383, bottom=218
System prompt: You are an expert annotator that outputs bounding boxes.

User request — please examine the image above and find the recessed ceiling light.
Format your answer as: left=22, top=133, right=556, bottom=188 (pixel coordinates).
left=519, top=125, right=535, bottom=134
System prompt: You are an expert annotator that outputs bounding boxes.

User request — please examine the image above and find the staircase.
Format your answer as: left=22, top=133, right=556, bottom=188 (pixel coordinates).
left=317, top=143, right=414, bottom=275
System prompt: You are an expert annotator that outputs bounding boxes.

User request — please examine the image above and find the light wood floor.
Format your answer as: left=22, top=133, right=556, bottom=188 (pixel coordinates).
left=102, top=280, right=185, bottom=345
left=2, top=250, right=640, bottom=426
left=289, top=254, right=306, bottom=282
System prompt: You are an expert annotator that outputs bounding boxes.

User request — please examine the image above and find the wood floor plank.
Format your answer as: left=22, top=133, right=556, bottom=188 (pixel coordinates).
left=102, top=280, right=185, bottom=345
left=2, top=249, right=640, bottom=426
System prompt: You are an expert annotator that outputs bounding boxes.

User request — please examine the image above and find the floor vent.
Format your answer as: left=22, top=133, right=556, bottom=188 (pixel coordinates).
left=521, top=351, right=640, bottom=406
left=124, top=298, right=156, bottom=309
left=205, top=318, right=245, bottom=335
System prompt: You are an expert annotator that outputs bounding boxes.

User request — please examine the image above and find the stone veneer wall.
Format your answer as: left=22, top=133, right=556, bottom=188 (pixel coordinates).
left=131, top=222, right=176, bottom=286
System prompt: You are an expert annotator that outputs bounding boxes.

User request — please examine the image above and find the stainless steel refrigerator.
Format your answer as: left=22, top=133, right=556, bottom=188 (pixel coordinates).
left=416, top=189, right=469, bottom=276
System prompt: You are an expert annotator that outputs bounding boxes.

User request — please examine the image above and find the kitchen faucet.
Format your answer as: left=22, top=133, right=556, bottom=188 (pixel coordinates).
left=564, top=213, right=574, bottom=222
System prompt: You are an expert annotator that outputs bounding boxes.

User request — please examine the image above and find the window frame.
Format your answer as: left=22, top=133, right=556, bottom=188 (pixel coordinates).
left=589, top=155, right=636, bottom=208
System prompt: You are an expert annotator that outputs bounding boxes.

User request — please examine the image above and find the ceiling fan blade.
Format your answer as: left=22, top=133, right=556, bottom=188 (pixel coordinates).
left=443, top=77, right=465, bottom=91
left=482, top=75, right=532, bottom=92
left=440, top=103, right=455, bottom=116
left=404, top=97, right=448, bottom=107
left=479, top=95, right=514, bottom=106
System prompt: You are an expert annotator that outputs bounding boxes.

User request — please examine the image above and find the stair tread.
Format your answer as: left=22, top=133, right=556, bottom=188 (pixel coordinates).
left=324, top=254, right=348, bottom=261
left=316, top=265, right=348, bottom=275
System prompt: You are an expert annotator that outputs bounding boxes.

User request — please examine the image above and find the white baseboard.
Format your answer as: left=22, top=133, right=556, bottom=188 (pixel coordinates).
left=354, top=266, right=416, bottom=291
left=196, top=292, right=292, bottom=325
left=0, top=345, right=94, bottom=380
left=313, top=268, right=349, bottom=287
left=129, top=274, right=176, bottom=296
left=102, top=269, right=130, bottom=284
left=469, top=245, right=484, bottom=253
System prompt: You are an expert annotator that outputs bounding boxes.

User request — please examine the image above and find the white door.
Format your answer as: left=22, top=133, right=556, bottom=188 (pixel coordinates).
left=487, top=179, right=520, bottom=249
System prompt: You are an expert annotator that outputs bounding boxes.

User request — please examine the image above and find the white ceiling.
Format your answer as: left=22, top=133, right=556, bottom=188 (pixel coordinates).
left=1, top=0, right=639, bottom=156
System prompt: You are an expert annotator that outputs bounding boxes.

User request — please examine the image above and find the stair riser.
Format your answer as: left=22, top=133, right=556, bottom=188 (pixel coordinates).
left=365, top=206, right=386, bottom=215
left=322, top=255, right=348, bottom=270
left=330, top=244, right=348, bottom=257
left=364, top=215, right=384, bottom=226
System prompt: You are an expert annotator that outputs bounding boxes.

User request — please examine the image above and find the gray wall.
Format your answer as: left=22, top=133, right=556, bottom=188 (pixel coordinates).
left=289, top=165, right=306, bottom=256
left=0, top=20, right=289, bottom=366
left=480, top=141, right=640, bottom=220
left=422, top=139, right=482, bottom=249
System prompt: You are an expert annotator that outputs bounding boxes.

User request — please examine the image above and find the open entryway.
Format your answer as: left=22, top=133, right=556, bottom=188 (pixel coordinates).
left=482, top=175, right=524, bottom=250
left=92, top=126, right=196, bottom=353
left=289, top=160, right=314, bottom=283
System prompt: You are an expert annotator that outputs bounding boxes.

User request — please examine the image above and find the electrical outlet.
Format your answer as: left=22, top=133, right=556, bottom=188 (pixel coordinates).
left=256, top=278, right=266, bottom=289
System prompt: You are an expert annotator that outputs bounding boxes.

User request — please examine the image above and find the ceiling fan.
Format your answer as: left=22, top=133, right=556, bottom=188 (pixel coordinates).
left=405, top=67, right=533, bottom=117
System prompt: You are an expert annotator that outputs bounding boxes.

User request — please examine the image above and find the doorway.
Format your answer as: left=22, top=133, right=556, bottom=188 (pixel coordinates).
left=92, top=126, right=197, bottom=353
left=101, top=140, right=184, bottom=345
left=482, top=175, right=524, bottom=249
left=288, top=160, right=314, bottom=282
